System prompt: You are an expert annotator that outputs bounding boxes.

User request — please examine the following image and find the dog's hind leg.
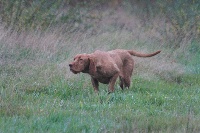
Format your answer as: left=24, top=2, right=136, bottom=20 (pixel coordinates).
left=119, top=76, right=124, bottom=89
left=122, top=57, right=134, bottom=88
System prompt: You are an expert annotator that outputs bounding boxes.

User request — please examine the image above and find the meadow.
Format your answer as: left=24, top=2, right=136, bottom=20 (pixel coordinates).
left=0, top=1, right=200, bottom=132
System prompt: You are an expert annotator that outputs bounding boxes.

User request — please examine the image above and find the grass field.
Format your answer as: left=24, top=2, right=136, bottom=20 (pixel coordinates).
left=0, top=1, right=200, bottom=131
left=0, top=26, right=200, bottom=133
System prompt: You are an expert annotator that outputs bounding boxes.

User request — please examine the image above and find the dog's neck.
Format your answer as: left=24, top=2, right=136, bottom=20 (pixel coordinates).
left=82, top=69, right=89, bottom=73
left=81, top=59, right=90, bottom=74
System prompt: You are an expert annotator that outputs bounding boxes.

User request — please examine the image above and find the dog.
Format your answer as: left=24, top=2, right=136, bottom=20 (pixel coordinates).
left=69, top=49, right=161, bottom=93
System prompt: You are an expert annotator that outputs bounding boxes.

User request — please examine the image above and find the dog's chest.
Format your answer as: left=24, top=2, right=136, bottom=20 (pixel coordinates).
left=90, top=72, right=111, bottom=84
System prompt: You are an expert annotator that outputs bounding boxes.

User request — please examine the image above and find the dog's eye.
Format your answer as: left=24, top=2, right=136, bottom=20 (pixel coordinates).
left=80, top=58, right=83, bottom=61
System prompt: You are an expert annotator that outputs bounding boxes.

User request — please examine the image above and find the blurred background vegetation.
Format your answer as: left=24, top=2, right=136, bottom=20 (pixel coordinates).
left=0, top=0, right=199, bottom=48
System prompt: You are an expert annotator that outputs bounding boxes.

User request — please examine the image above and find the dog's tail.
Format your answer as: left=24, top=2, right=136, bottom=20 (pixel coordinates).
left=127, top=50, right=161, bottom=57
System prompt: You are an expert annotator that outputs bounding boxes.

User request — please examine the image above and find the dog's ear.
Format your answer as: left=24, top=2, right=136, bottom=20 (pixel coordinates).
left=95, top=61, right=102, bottom=70
left=89, top=57, right=97, bottom=74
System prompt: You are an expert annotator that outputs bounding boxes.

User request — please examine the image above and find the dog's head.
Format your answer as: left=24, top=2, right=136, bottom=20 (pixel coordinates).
left=69, top=54, right=91, bottom=74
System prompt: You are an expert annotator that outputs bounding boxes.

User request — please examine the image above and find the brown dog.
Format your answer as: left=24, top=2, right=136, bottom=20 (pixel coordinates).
left=69, top=49, right=161, bottom=93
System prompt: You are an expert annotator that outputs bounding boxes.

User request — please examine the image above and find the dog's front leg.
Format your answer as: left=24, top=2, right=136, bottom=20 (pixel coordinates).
left=108, top=73, right=119, bottom=93
left=91, top=77, right=99, bottom=92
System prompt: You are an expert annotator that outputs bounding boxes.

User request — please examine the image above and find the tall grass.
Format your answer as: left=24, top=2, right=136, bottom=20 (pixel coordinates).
left=1, top=0, right=199, bottom=47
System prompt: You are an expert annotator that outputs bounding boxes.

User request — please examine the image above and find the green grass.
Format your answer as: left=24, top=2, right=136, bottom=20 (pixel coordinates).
left=1, top=78, right=200, bottom=132
left=0, top=25, right=200, bottom=132
left=0, top=58, right=200, bottom=133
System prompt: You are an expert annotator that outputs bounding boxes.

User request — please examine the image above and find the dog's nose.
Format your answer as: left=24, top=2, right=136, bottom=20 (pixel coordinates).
left=69, top=64, right=72, bottom=67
